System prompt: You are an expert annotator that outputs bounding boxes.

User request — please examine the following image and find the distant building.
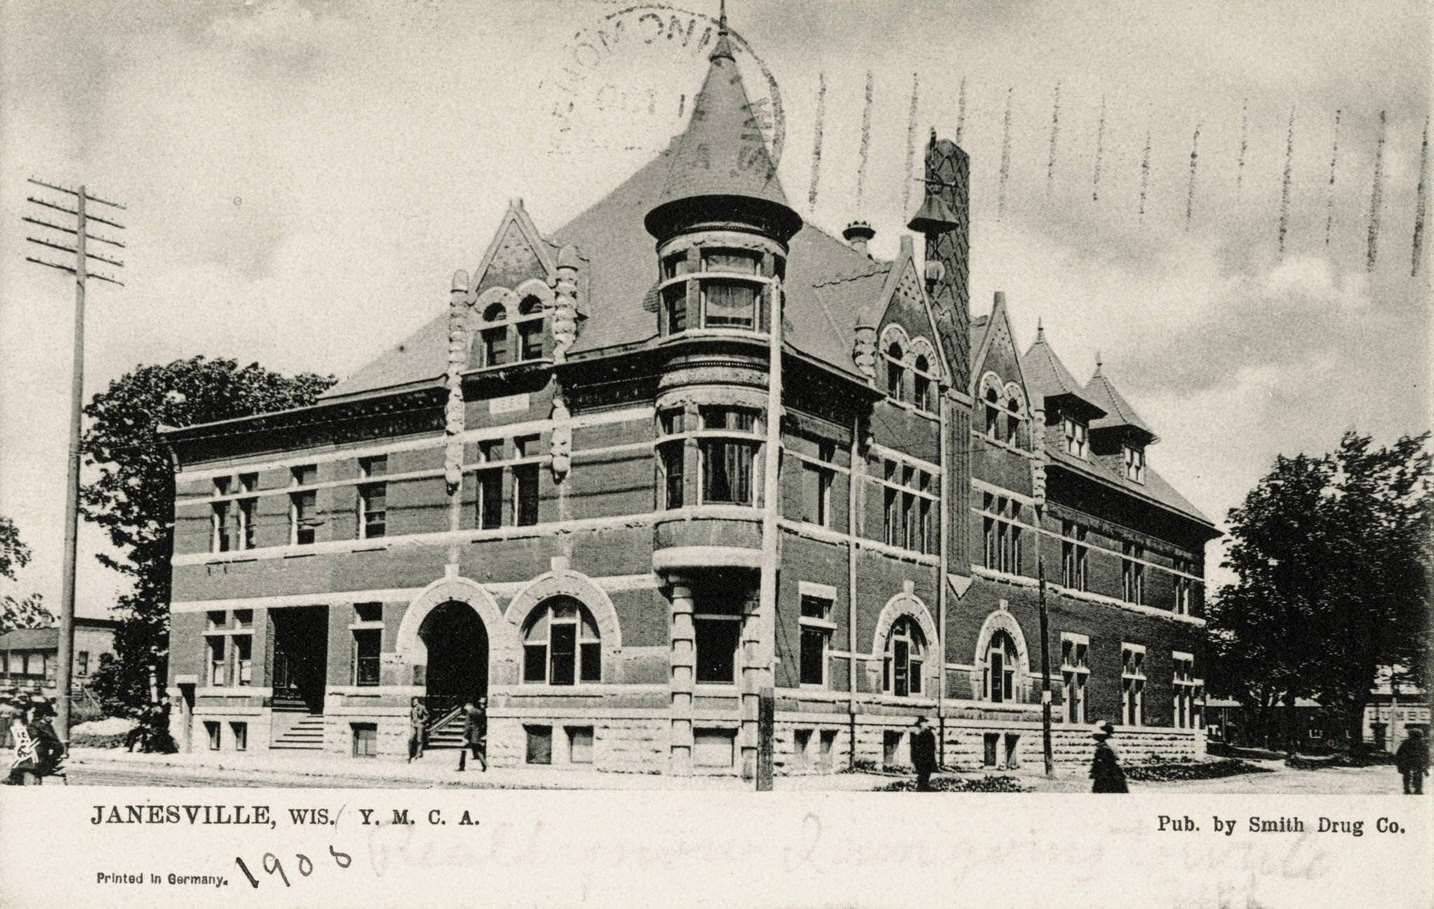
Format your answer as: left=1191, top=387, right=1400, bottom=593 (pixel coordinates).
left=0, top=617, right=117, bottom=694
left=161, top=10, right=1218, bottom=772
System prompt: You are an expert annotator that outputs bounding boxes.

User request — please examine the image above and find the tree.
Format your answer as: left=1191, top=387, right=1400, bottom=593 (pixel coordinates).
left=81, top=357, right=334, bottom=722
left=0, top=515, right=54, bottom=634
left=1207, top=432, right=1431, bottom=753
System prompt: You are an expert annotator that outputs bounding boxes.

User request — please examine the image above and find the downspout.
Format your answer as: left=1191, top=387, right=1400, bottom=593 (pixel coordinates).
left=755, top=276, right=784, bottom=785
left=937, top=379, right=949, bottom=767
left=848, top=412, right=861, bottom=770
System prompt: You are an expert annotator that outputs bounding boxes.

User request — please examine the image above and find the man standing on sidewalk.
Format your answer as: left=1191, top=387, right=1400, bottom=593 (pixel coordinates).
left=459, top=698, right=487, bottom=772
left=911, top=717, right=937, bottom=791
left=1395, top=729, right=1427, bottom=795
left=408, top=697, right=428, bottom=763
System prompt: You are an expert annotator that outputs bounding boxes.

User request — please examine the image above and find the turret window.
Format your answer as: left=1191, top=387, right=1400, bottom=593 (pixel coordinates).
left=699, top=406, right=760, bottom=505
left=701, top=249, right=759, bottom=274
left=702, top=281, right=757, bottom=328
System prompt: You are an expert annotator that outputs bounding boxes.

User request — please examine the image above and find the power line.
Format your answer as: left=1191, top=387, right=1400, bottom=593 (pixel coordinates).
left=21, top=179, right=128, bottom=746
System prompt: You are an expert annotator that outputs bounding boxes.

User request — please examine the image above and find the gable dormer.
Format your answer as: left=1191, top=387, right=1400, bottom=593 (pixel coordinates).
left=970, top=291, right=1033, bottom=450
left=1083, top=357, right=1158, bottom=483
left=856, top=237, right=950, bottom=414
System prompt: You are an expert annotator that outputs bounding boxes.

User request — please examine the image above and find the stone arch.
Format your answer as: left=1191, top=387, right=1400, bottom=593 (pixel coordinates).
left=513, top=277, right=555, bottom=314
left=879, top=323, right=911, bottom=357
left=870, top=591, right=939, bottom=695
left=505, top=569, right=624, bottom=681
left=979, top=371, right=1005, bottom=401
left=909, top=336, right=941, bottom=378
left=972, top=606, right=1032, bottom=685
left=393, top=576, right=522, bottom=686
left=1003, top=382, right=1027, bottom=416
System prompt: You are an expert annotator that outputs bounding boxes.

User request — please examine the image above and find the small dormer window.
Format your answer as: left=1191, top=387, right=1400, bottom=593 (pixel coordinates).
left=1062, top=416, right=1088, bottom=459
left=1005, top=394, right=1023, bottom=446
left=516, top=296, right=545, bottom=361
left=984, top=388, right=1000, bottom=439
left=477, top=296, right=547, bottom=367
left=1123, top=444, right=1146, bottom=483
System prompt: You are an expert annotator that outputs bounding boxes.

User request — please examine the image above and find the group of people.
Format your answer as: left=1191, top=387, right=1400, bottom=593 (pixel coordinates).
left=2, top=690, right=64, bottom=785
left=407, top=696, right=488, bottom=772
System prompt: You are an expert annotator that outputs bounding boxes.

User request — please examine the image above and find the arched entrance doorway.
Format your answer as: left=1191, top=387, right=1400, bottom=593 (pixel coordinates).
left=419, top=600, right=489, bottom=717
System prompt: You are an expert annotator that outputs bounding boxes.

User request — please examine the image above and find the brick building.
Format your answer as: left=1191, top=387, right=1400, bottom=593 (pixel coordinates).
left=162, top=13, right=1218, bottom=773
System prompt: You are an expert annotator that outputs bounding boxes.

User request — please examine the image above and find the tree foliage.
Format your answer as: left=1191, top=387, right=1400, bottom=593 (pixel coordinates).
left=0, top=514, right=54, bottom=634
left=81, top=357, right=334, bottom=718
left=1207, top=431, right=1432, bottom=750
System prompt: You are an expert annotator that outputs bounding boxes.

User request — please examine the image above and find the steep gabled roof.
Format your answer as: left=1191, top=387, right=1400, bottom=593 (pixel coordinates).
left=1084, top=360, right=1158, bottom=442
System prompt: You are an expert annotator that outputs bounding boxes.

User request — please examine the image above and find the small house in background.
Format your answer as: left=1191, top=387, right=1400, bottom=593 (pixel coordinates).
left=0, top=617, right=118, bottom=694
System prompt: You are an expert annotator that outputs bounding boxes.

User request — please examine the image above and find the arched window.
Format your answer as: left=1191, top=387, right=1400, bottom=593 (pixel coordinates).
left=882, top=615, right=926, bottom=697
left=984, top=386, right=1000, bottom=439
left=1004, top=394, right=1023, bottom=446
left=984, top=630, right=1019, bottom=703
left=913, top=355, right=933, bottom=412
left=516, top=295, right=545, bottom=361
left=521, top=596, right=601, bottom=685
left=885, top=342, right=905, bottom=400
left=480, top=302, right=508, bottom=367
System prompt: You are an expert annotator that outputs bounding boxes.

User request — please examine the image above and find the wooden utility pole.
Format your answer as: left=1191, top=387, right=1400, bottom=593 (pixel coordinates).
left=23, top=178, right=126, bottom=746
left=1037, top=537, right=1055, bottom=777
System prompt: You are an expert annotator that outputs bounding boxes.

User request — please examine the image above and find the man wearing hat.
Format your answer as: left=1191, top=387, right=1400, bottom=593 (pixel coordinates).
left=1090, top=721, right=1128, bottom=793
left=910, top=717, right=938, bottom=791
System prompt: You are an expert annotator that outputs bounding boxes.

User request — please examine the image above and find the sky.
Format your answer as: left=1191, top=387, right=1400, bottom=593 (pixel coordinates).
left=0, top=0, right=1429, bottom=617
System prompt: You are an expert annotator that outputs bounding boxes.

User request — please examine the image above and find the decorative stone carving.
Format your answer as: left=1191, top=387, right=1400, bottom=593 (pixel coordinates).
left=552, top=244, right=581, bottom=361
left=445, top=270, right=471, bottom=493
left=852, top=325, right=877, bottom=379
left=550, top=395, right=572, bottom=481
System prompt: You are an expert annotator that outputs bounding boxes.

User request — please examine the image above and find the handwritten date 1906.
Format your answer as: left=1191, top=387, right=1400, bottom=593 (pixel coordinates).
left=234, top=844, right=352, bottom=889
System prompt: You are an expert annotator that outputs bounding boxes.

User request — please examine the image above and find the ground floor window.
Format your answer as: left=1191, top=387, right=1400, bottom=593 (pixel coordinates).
left=1121, top=643, right=1146, bottom=726
left=983, top=630, right=1019, bottom=703
left=1061, top=633, right=1090, bottom=723
left=1172, top=651, right=1200, bottom=729
left=351, top=723, right=377, bottom=758
left=694, top=610, right=741, bottom=685
left=693, top=728, right=736, bottom=768
left=882, top=616, right=925, bottom=698
left=798, top=592, right=834, bottom=687
left=525, top=725, right=553, bottom=765
left=522, top=597, right=601, bottom=686
left=568, top=726, right=594, bottom=764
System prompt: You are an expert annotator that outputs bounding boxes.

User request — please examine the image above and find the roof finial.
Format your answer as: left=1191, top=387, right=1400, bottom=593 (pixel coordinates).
left=711, top=0, right=735, bottom=61
left=1094, top=350, right=1103, bottom=374
left=1036, top=317, right=1044, bottom=341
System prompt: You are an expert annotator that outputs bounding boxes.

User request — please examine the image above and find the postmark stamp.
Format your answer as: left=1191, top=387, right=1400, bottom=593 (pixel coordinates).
left=539, top=3, right=785, bottom=168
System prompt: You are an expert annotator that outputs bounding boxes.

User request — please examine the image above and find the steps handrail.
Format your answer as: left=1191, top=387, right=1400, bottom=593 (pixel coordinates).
left=425, top=704, right=464, bottom=734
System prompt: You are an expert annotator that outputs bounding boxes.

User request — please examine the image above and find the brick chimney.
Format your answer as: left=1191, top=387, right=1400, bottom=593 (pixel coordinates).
left=842, top=220, right=876, bottom=257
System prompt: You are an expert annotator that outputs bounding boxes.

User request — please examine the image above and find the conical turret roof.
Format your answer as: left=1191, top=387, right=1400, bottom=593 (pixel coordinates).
left=1019, top=325, right=1106, bottom=420
left=644, top=10, right=799, bottom=240
left=1084, top=359, right=1157, bottom=442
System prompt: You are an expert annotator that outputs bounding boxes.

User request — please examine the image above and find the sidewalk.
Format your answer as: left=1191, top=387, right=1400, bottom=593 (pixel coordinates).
left=65, top=746, right=893, bottom=791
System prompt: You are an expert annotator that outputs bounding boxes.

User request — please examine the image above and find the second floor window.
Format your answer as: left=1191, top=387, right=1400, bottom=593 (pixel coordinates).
left=211, top=477, right=231, bottom=553
left=699, top=406, right=759, bottom=506
left=237, top=472, right=257, bottom=550
left=1174, top=558, right=1194, bottom=614
left=1122, top=541, right=1146, bottom=604
left=289, top=465, right=318, bottom=545
left=513, top=435, right=540, bottom=526
left=475, top=439, right=503, bottom=530
left=983, top=493, right=1024, bottom=575
left=657, top=410, right=685, bottom=510
left=358, top=456, right=387, bottom=539
left=1061, top=520, right=1089, bottom=590
left=800, top=441, right=835, bottom=528
left=882, top=460, right=936, bottom=554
